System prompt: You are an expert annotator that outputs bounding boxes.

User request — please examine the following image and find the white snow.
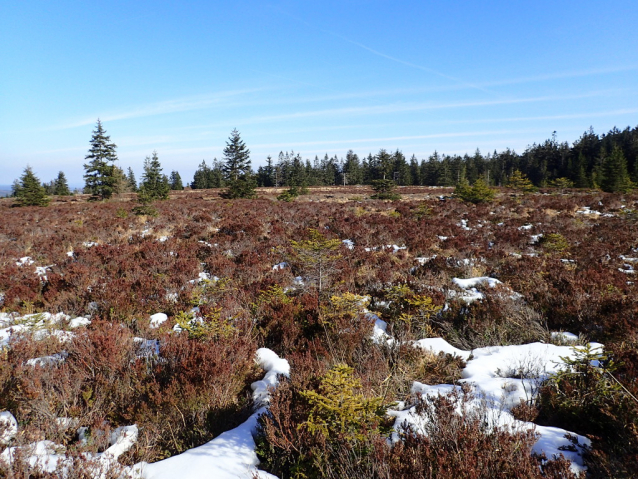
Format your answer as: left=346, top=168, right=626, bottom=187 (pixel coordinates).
left=415, top=255, right=437, bottom=264
left=16, top=256, right=34, bottom=267
left=137, top=348, right=289, bottom=479
left=149, top=313, right=168, bottom=328
left=530, top=234, right=543, bottom=244
left=389, top=337, right=599, bottom=474
left=576, top=206, right=601, bottom=215
left=369, top=313, right=393, bottom=345
left=26, top=351, right=68, bottom=367
left=449, top=276, right=508, bottom=303
left=0, top=424, right=139, bottom=477
left=272, top=262, right=288, bottom=271
left=0, top=411, right=18, bottom=444
left=342, top=239, right=355, bottom=250
left=69, top=316, right=91, bottom=328
left=413, top=338, right=471, bottom=359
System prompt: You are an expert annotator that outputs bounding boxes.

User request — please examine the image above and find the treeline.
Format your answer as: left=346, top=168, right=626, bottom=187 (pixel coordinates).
left=10, top=124, right=638, bottom=207
left=190, top=125, right=637, bottom=190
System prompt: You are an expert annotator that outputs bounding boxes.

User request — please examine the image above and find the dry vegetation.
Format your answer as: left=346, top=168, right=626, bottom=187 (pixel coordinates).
left=1, top=187, right=637, bottom=477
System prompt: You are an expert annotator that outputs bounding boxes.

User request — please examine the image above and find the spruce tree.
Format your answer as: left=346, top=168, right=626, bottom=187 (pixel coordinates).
left=221, top=129, right=256, bottom=198
left=126, top=167, right=137, bottom=192
left=15, top=166, right=49, bottom=206
left=83, top=119, right=118, bottom=199
left=600, top=146, right=633, bottom=193
left=507, top=170, right=537, bottom=192
left=454, top=178, right=495, bottom=203
left=139, top=151, right=170, bottom=201
left=191, top=161, right=210, bottom=189
left=169, top=171, right=184, bottom=190
left=53, top=171, right=71, bottom=196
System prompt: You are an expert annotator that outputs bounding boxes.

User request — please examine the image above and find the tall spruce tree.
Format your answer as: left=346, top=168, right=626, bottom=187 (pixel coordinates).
left=15, top=166, right=49, bottom=206
left=221, top=129, right=256, bottom=198
left=169, top=170, right=184, bottom=190
left=126, top=167, right=138, bottom=192
left=53, top=171, right=71, bottom=196
left=83, top=120, right=118, bottom=199
left=139, top=151, right=170, bottom=201
left=192, top=161, right=210, bottom=189
left=600, top=146, right=633, bottom=193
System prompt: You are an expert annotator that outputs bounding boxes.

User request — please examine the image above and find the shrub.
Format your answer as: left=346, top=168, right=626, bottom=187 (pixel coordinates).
left=539, top=232, right=570, bottom=254
left=386, top=386, right=580, bottom=479
left=537, top=344, right=638, bottom=477
left=508, top=170, right=537, bottom=193
left=370, top=179, right=401, bottom=200
left=454, top=178, right=495, bottom=203
left=14, top=167, right=49, bottom=207
left=256, top=364, right=391, bottom=478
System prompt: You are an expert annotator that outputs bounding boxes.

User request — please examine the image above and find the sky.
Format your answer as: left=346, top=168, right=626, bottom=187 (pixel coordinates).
left=1, top=0, right=637, bottom=186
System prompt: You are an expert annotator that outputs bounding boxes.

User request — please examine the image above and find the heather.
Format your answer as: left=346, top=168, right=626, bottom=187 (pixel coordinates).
left=1, top=187, right=637, bottom=477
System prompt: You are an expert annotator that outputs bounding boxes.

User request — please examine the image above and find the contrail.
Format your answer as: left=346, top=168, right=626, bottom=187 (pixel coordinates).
left=271, top=6, right=499, bottom=96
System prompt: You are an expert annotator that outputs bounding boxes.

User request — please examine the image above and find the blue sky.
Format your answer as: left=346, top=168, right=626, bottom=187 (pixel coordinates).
left=1, top=1, right=637, bottom=186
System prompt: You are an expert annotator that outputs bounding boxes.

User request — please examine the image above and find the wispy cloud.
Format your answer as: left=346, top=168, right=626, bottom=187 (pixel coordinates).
left=47, top=88, right=267, bottom=131
left=250, top=128, right=549, bottom=149
left=225, top=89, right=622, bottom=126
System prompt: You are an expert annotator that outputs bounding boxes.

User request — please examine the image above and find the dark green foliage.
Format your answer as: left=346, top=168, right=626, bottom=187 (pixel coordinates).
left=126, top=167, right=137, bottom=192
left=277, top=185, right=308, bottom=202
left=14, top=166, right=49, bottom=206
left=191, top=159, right=224, bottom=189
left=454, top=178, right=495, bottom=203
left=600, top=146, right=634, bottom=193
left=221, top=129, right=256, bottom=198
left=169, top=170, right=184, bottom=190
left=370, top=179, right=400, bottom=200
left=138, top=151, right=170, bottom=201
left=83, top=119, right=118, bottom=200
left=52, top=171, right=71, bottom=196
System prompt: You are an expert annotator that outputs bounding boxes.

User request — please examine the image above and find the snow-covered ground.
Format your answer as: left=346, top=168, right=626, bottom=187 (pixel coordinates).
left=0, top=293, right=599, bottom=477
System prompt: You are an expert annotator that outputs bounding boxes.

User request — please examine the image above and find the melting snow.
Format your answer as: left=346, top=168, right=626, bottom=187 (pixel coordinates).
left=137, top=348, right=289, bottom=479
left=393, top=337, right=600, bottom=475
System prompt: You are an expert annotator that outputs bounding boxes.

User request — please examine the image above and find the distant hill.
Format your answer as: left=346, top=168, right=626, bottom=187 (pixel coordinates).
left=0, top=185, right=13, bottom=198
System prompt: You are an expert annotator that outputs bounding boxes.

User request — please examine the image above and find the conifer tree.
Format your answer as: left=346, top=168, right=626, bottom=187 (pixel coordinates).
left=454, top=178, right=495, bottom=203
left=15, top=166, right=49, bottom=206
left=169, top=171, right=184, bottom=190
left=507, top=169, right=537, bottom=192
left=600, top=146, right=633, bottom=193
left=139, top=151, right=170, bottom=201
left=221, top=129, right=256, bottom=198
left=126, top=167, right=137, bottom=192
left=191, top=160, right=210, bottom=189
left=112, top=166, right=131, bottom=195
left=83, top=120, right=118, bottom=199
left=51, top=171, right=71, bottom=196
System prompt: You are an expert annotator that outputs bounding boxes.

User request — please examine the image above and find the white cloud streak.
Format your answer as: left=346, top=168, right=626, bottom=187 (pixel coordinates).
left=47, top=88, right=267, bottom=131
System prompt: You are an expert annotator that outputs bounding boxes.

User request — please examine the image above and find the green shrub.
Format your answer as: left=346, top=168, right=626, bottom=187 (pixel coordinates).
left=256, top=364, right=391, bottom=478
left=454, top=178, right=495, bottom=203
left=370, top=179, right=401, bottom=200
left=539, top=233, right=570, bottom=254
